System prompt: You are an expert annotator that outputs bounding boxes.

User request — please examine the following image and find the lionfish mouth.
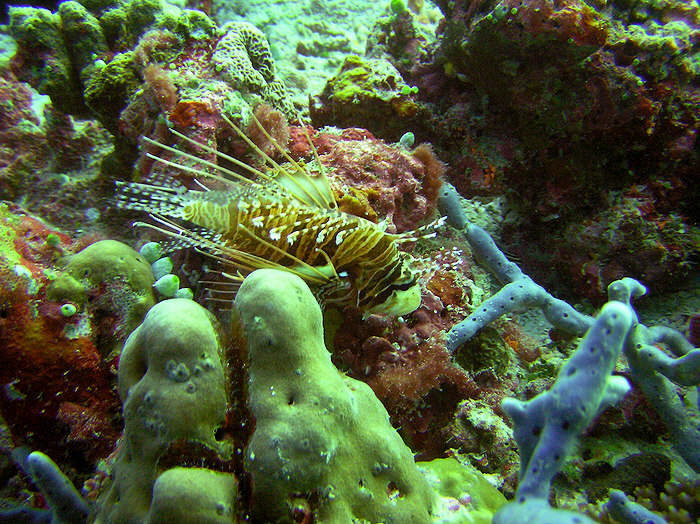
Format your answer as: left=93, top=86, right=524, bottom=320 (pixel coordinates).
left=116, top=109, right=444, bottom=315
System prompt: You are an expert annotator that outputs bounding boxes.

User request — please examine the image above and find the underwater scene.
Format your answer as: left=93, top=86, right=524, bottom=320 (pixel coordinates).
left=0, top=0, right=698, bottom=522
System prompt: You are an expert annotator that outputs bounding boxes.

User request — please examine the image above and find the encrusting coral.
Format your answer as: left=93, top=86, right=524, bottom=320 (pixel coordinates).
left=93, top=298, right=233, bottom=524
left=12, top=268, right=506, bottom=523
left=236, top=269, right=437, bottom=523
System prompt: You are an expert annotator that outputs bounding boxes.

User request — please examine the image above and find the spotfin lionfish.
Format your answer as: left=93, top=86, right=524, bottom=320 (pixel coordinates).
left=116, top=112, right=443, bottom=316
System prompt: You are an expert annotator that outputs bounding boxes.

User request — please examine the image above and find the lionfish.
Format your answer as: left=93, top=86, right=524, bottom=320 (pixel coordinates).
left=116, top=113, right=442, bottom=316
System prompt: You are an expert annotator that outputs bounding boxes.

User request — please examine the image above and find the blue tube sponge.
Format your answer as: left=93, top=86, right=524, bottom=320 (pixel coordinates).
left=438, top=183, right=593, bottom=351
left=493, top=300, right=633, bottom=524
left=25, top=451, right=89, bottom=524
left=606, top=490, right=668, bottom=524
left=504, top=301, right=633, bottom=500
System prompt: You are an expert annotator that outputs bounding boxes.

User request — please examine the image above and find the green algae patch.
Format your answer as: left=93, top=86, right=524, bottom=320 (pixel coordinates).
left=418, top=457, right=506, bottom=524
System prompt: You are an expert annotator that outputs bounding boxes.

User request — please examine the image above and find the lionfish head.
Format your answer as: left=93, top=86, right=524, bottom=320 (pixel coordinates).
left=365, top=258, right=421, bottom=316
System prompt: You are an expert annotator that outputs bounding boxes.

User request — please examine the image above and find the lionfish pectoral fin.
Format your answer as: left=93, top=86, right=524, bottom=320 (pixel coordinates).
left=114, top=181, right=186, bottom=219
left=133, top=214, right=215, bottom=251
left=235, top=225, right=334, bottom=285
left=394, top=216, right=448, bottom=244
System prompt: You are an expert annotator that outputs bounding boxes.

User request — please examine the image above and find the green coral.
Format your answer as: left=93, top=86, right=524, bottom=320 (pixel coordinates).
left=94, top=298, right=231, bottom=524
left=0, top=204, right=21, bottom=267
left=7, top=0, right=222, bottom=132
left=171, top=8, right=218, bottom=40
left=124, top=0, right=163, bottom=35
left=212, top=21, right=294, bottom=116
left=58, top=1, right=109, bottom=83
left=391, top=0, right=409, bottom=15
left=98, top=5, right=129, bottom=48
left=83, top=51, right=141, bottom=133
left=46, top=240, right=155, bottom=341
left=146, top=468, right=237, bottom=523
left=8, top=6, right=84, bottom=114
left=84, top=268, right=509, bottom=522
left=454, top=325, right=512, bottom=376
left=312, top=54, right=424, bottom=138
left=327, top=54, right=409, bottom=106
left=236, top=269, right=436, bottom=523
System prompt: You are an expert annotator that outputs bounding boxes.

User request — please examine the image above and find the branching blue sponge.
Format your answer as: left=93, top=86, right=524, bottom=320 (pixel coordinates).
left=439, top=183, right=700, bottom=475
left=235, top=269, right=436, bottom=523
left=0, top=450, right=90, bottom=524
left=437, top=184, right=593, bottom=352
left=492, top=276, right=698, bottom=523
left=493, top=298, right=634, bottom=524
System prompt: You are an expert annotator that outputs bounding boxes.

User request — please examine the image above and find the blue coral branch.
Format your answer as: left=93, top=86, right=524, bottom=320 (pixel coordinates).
left=438, top=183, right=699, bottom=520
left=25, top=451, right=89, bottom=524
left=606, top=490, right=669, bottom=524
left=438, top=183, right=593, bottom=352
left=492, top=299, right=633, bottom=524
left=625, top=324, right=700, bottom=472
left=0, top=449, right=88, bottom=524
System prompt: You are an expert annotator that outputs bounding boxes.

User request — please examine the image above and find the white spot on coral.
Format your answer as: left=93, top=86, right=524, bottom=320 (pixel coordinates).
left=252, top=216, right=264, bottom=228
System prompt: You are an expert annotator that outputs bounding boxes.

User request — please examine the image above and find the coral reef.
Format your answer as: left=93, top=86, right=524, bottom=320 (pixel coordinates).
left=0, top=70, right=49, bottom=199
left=8, top=0, right=294, bottom=199
left=1, top=1, right=698, bottom=522
left=46, top=239, right=156, bottom=360
left=310, top=0, right=700, bottom=300
left=44, top=269, right=503, bottom=523
left=93, top=298, right=233, bottom=523
left=0, top=63, right=112, bottom=227
left=438, top=183, right=699, bottom=518
left=211, top=0, right=425, bottom=109
left=0, top=204, right=121, bottom=465
left=589, top=477, right=700, bottom=523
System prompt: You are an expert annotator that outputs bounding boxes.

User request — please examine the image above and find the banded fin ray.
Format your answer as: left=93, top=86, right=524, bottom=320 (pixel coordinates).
left=114, top=181, right=187, bottom=218
left=223, top=113, right=336, bottom=210
left=141, top=110, right=336, bottom=211
left=135, top=213, right=334, bottom=286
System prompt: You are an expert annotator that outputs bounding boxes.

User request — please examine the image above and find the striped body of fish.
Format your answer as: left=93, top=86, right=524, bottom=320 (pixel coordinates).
left=117, top=114, right=440, bottom=315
